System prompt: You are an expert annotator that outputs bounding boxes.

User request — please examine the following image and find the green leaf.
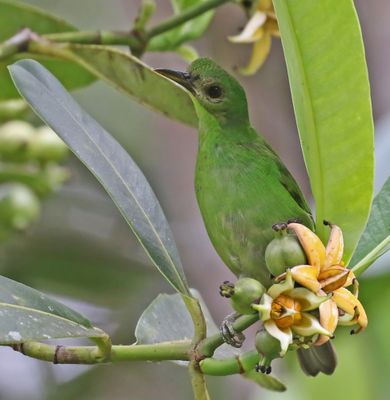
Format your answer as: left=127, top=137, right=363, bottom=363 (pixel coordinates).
left=350, top=176, right=390, bottom=276
left=65, top=44, right=197, bottom=126
left=135, top=290, right=218, bottom=344
left=0, top=275, right=105, bottom=343
left=148, top=0, right=215, bottom=51
left=273, top=0, right=374, bottom=260
left=243, top=369, right=286, bottom=392
left=8, top=59, right=190, bottom=295
left=0, top=0, right=95, bottom=100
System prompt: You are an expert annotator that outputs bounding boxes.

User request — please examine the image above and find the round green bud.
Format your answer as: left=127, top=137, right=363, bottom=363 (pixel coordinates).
left=0, top=100, right=28, bottom=122
left=265, top=230, right=307, bottom=276
left=0, top=184, right=40, bottom=231
left=28, top=126, right=68, bottom=162
left=255, top=328, right=281, bottom=373
left=0, top=120, right=35, bottom=162
left=229, top=277, right=265, bottom=315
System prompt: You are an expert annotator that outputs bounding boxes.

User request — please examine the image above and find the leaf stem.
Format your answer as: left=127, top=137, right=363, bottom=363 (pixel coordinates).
left=39, top=0, right=231, bottom=53
left=9, top=340, right=192, bottom=364
left=146, top=0, right=230, bottom=38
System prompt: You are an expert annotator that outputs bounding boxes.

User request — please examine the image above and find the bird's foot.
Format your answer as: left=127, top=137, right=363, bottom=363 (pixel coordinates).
left=219, top=281, right=235, bottom=298
left=220, top=312, right=245, bottom=348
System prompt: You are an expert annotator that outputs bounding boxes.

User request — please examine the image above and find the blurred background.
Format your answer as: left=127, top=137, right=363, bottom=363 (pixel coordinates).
left=0, top=1, right=389, bottom=399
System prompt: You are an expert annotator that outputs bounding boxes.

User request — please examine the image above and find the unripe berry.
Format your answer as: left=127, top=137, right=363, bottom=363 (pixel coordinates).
left=28, top=126, right=68, bottom=162
left=228, top=277, right=265, bottom=315
left=0, top=121, right=35, bottom=162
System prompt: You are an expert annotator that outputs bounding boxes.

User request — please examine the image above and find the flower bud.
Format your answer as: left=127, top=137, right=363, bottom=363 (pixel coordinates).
left=0, top=121, right=35, bottom=162
left=265, top=228, right=307, bottom=276
left=229, top=277, right=265, bottom=315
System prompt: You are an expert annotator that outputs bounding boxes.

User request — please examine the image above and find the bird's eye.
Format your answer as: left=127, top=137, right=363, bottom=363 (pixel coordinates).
left=205, top=84, right=223, bottom=99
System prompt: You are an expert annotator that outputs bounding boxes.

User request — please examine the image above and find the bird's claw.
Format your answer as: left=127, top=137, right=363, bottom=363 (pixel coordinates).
left=220, top=312, right=245, bottom=348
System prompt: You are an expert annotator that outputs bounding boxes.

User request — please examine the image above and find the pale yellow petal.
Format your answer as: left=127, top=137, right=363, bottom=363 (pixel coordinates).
left=239, top=33, right=272, bottom=76
left=292, top=313, right=332, bottom=338
left=228, top=11, right=266, bottom=43
left=287, top=287, right=329, bottom=311
left=315, top=299, right=339, bottom=346
left=288, top=223, right=326, bottom=270
left=332, top=288, right=368, bottom=333
left=264, top=320, right=292, bottom=356
left=318, top=265, right=349, bottom=293
left=252, top=293, right=272, bottom=321
left=291, top=265, right=321, bottom=293
left=268, top=269, right=294, bottom=299
left=324, top=223, right=344, bottom=268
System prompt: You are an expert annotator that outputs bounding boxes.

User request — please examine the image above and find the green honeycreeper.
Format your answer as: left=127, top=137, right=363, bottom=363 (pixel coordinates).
left=156, top=58, right=336, bottom=376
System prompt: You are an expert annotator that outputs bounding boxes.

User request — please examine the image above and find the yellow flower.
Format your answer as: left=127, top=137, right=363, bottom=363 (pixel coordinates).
left=286, top=222, right=368, bottom=345
left=229, top=0, right=279, bottom=75
left=252, top=271, right=332, bottom=355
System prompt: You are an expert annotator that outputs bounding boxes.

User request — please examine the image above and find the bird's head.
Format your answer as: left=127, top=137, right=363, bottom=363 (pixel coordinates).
left=156, top=58, right=249, bottom=127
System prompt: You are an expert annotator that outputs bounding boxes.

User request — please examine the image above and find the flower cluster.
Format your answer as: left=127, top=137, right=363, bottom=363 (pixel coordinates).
left=253, top=222, right=367, bottom=355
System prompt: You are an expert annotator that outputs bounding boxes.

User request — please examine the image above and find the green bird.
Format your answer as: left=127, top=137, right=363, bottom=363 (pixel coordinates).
left=156, top=58, right=335, bottom=376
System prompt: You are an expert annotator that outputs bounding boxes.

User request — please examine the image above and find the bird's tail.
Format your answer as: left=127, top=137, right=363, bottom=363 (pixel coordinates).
left=297, top=341, right=337, bottom=376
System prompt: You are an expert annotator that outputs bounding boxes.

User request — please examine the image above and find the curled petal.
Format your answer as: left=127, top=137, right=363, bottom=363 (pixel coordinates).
left=287, top=287, right=329, bottom=311
left=268, top=269, right=294, bottom=298
left=252, top=293, right=272, bottom=321
left=324, top=223, right=344, bottom=268
left=318, top=266, right=349, bottom=293
left=229, top=11, right=266, bottom=43
left=316, top=299, right=339, bottom=346
left=238, top=33, right=272, bottom=76
left=344, top=270, right=357, bottom=290
left=332, top=288, right=368, bottom=333
left=292, top=313, right=332, bottom=338
left=288, top=223, right=325, bottom=270
left=264, top=320, right=293, bottom=356
left=291, top=265, right=321, bottom=293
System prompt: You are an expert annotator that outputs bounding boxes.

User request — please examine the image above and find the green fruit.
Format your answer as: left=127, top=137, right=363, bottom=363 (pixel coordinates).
left=0, top=120, right=35, bottom=162
left=229, top=277, right=265, bottom=315
left=265, top=229, right=307, bottom=276
left=28, top=126, right=68, bottom=162
left=255, top=328, right=282, bottom=373
left=0, top=184, right=40, bottom=231
left=0, top=100, right=28, bottom=123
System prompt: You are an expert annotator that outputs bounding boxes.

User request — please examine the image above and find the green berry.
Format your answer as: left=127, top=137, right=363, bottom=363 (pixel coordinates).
left=28, top=126, right=68, bottom=162
left=265, top=229, right=307, bottom=276
left=255, top=328, right=282, bottom=373
left=229, top=277, right=265, bottom=315
left=0, top=120, right=35, bottom=162
left=0, top=184, right=40, bottom=231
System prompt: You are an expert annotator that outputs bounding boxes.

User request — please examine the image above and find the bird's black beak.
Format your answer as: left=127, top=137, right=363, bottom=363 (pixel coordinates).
left=154, top=69, right=195, bottom=94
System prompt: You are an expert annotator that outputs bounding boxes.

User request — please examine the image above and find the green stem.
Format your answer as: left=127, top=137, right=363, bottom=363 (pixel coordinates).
left=41, top=0, right=231, bottom=49
left=189, top=361, right=211, bottom=400
left=10, top=340, right=192, bottom=364
left=199, top=313, right=259, bottom=357
left=200, top=351, right=259, bottom=376
left=146, top=0, right=230, bottom=38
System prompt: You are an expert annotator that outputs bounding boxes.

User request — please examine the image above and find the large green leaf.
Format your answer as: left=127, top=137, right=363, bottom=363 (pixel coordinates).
left=8, top=59, right=190, bottom=295
left=350, top=176, right=390, bottom=276
left=66, top=44, right=197, bottom=126
left=273, top=0, right=374, bottom=260
left=0, top=275, right=105, bottom=343
left=148, top=0, right=215, bottom=51
left=0, top=0, right=95, bottom=100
